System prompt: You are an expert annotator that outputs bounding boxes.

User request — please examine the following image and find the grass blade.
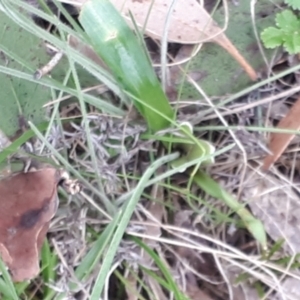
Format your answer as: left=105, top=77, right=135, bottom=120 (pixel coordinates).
left=79, top=0, right=174, bottom=132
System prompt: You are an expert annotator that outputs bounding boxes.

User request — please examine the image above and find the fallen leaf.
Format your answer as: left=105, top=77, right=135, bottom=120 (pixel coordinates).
left=0, top=166, right=75, bottom=282
left=185, top=274, right=214, bottom=300
left=274, top=277, right=300, bottom=300
left=180, top=0, right=282, bottom=99
left=242, top=164, right=300, bottom=254
left=124, top=273, right=138, bottom=300
left=113, top=0, right=257, bottom=80
left=226, top=266, right=260, bottom=300
left=172, top=210, right=216, bottom=300
left=141, top=182, right=167, bottom=300
left=263, top=96, right=300, bottom=170
left=61, top=0, right=256, bottom=80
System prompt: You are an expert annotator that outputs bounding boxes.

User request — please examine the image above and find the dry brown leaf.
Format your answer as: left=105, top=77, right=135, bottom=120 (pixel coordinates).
left=172, top=210, right=217, bottom=299
left=124, top=273, right=139, bottom=300
left=243, top=165, right=300, bottom=254
left=112, top=0, right=257, bottom=80
left=263, top=97, right=300, bottom=170
left=141, top=185, right=167, bottom=300
left=0, top=167, right=61, bottom=281
left=226, top=266, right=260, bottom=300
left=0, top=166, right=78, bottom=282
left=62, top=0, right=257, bottom=80
left=274, top=277, right=300, bottom=300
left=185, top=274, right=213, bottom=300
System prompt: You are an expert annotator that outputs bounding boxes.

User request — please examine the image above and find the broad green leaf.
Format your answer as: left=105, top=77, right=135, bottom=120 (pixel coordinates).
left=283, top=30, right=300, bottom=54
left=79, top=0, right=174, bottom=132
left=261, top=9, right=300, bottom=54
left=0, top=7, right=102, bottom=138
left=285, top=0, right=300, bottom=10
left=275, top=10, right=300, bottom=33
left=261, top=27, right=284, bottom=49
left=78, top=0, right=266, bottom=251
left=0, top=11, right=53, bottom=137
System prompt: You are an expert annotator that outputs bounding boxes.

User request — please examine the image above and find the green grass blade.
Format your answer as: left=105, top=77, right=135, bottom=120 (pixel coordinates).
left=79, top=0, right=174, bottom=132
left=132, top=237, right=189, bottom=300
left=41, top=239, right=58, bottom=298
left=90, top=152, right=178, bottom=299
left=55, top=214, right=122, bottom=300
left=73, top=215, right=121, bottom=283
left=193, top=170, right=267, bottom=250
left=0, top=259, right=18, bottom=300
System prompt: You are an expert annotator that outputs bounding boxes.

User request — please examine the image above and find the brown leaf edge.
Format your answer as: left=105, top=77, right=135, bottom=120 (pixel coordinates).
left=263, top=96, right=300, bottom=170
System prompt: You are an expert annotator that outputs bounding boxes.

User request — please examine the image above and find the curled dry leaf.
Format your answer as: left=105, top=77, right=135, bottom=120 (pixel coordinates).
left=263, top=96, right=300, bottom=170
left=61, top=0, right=256, bottom=80
left=112, top=0, right=257, bottom=80
left=0, top=166, right=77, bottom=282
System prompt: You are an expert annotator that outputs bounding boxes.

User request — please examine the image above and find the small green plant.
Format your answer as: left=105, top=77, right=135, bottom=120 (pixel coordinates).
left=285, top=0, right=300, bottom=10
left=261, top=1, right=300, bottom=54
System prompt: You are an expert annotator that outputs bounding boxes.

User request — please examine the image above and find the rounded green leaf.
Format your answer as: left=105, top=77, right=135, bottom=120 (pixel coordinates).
left=284, top=0, right=300, bottom=10
left=261, top=27, right=284, bottom=49
left=275, top=10, right=300, bottom=33
left=283, top=31, right=300, bottom=54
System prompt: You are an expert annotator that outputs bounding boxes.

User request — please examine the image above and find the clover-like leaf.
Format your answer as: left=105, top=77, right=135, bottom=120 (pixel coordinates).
left=284, top=0, right=300, bottom=10
left=261, top=10, right=300, bottom=54
left=275, top=10, right=300, bottom=33
left=283, top=31, right=300, bottom=54
left=261, top=27, right=284, bottom=49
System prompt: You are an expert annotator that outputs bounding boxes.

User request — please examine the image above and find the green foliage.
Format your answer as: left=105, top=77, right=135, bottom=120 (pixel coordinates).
left=133, top=237, right=190, bottom=300
left=180, top=0, right=281, bottom=100
left=79, top=0, right=175, bottom=133
left=41, top=240, right=57, bottom=298
left=0, top=5, right=102, bottom=138
left=261, top=10, right=300, bottom=54
left=285, top=0, right=300, bottom=10
left=0, top=12, right=53, bottom=137
left=0, top=258, right=18, bottom=300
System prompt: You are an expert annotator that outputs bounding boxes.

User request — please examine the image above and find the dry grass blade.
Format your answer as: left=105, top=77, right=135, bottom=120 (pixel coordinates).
left=172, top=210, right=214, bottom=300
left=124, top=273, right=139, bottom=300
left=226, top=267, right=260, bottom=300
left=243, top=164, right=300, bottom=254
left=140, top=181, right=167, bottom=299
left=274, top=277, right=300, bottom=300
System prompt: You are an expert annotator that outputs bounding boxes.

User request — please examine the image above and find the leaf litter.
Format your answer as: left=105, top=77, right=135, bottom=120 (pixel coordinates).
left=3, top=0, right=300, bottom=299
